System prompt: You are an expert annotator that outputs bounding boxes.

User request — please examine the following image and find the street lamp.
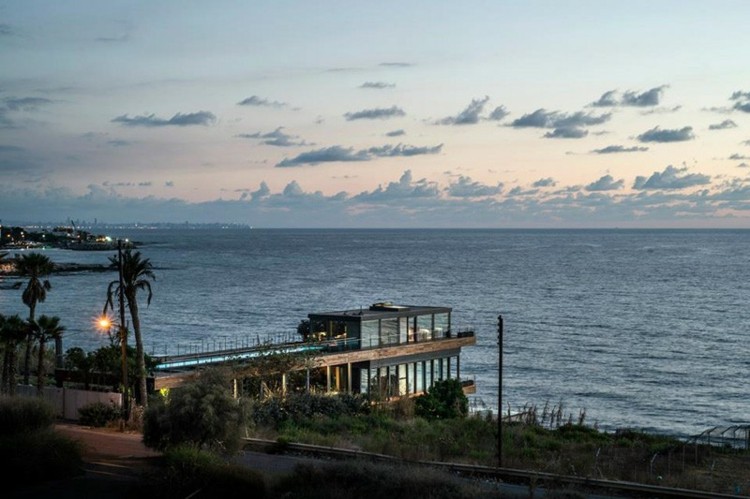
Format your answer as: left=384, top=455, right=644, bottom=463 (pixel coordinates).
left=96, top=313, right=129, bottom=421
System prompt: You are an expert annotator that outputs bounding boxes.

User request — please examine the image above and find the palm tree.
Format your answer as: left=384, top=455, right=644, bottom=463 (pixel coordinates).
left=32, top=315, right=65, bottom=396
left=16, top=253, right=54, bottom=385
left=105, top=249, right=154, bottom=408
left=0, top=314, right=29, bottom=395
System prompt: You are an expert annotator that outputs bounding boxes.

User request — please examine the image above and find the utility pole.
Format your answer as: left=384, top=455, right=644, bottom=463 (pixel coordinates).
left=497, top=314, right=503, bottom=468
left=118, top=239, right=129, bottom=421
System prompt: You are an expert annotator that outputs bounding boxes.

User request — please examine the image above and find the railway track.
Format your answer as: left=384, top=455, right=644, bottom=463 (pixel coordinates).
left=243, top=438, right=746, bottom=499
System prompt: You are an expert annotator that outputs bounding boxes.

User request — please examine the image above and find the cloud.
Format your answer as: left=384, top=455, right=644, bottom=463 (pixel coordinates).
left=544, top=127, right=587, bottom=139
left=438, top=96, right=490, bottom=125
left=360, top=81, right=395, bottom=89
left=510, top=109, right=610, bottom=130
left=709, top=119, right=737, bottom=130
left=585, top=175, right=624, bottom=191
left=633, top=165, right=711, bottom=190
left=636, top=126, right=694, bottom=143
left=354, top=170, right=439, bottom=201
left=446, top=176, right=503, bottom=198
left=386, top=129, right=405, bottom=137
left=277, top=146, right=369, bottom=167
left=729, top=153, right=750, bottom=160
left=488, top=105, right=509, bottom=121
left=236, top=127, right=309, bottom=147
left=730, top=90, right=750, bottom=113
left=165, top=181, right=174, bottom=187
left=107, top=139, right=132, bottom=147
left=379, top=62, right=413, bottom=67
left=3, top=97, right=54, bottom=111
left=277, top=142, right=442, bottom=167
left=590, top=85, right=667, bottom=107
left=591, top=145, right=649, bottom=154
left=237, top=95, right=287, bottom=108
left=0, top=24, right=13, bottom=36
left=111, top=111, right=216, bottom=127
left=365, top=143, right=443, bottom=157
left=533, top=177, right=556, bottom=188
left=344, top=106, right=405, bottom=120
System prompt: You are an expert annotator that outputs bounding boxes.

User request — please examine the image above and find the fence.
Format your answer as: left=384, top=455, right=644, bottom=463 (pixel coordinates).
left=16, top=385, right=122, bottom=421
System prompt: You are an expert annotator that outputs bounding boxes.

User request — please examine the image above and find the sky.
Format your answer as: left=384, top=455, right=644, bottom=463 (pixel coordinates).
left=2, top=1, right=750, bottom=228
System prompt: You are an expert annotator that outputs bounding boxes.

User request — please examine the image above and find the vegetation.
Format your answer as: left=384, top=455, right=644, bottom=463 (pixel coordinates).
left=0, top=314, right=27, bottom=395
left=31, top=314, right=64, bottom=396
left=143, top=368, right=245, bottom=453
left=0, top=395, right=84, bottom=488
left=105, top=248, right=155, bottom=408
left=414, top=378, right=469, bottom=420
left=16, top=252, right=54, bottom=385
left=78, top=400, right=122, bottom=427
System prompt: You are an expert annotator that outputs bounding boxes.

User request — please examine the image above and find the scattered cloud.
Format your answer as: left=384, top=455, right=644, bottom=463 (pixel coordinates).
left=544, top=127, right=587, bottom=139
left=354, top=170, right=439, bottom=201
left=709, top=119, right=737, bottom=130
left=636, top=126, right=694, bottom=143
left=236, top=127, right=310, bottom=147
left=0, top=24, right=13, bottom=36
left=510, top=109, right=610, bottom=129
left=533, top=177, right=556, bottom=187
left=438, top=96, right=490, bottom=125
left=277, top=142, right=442, bottom=167
left=3, top=97, right=54, bottom=111
left=488, top=105, right=510, bottom=121
left=633, top=165, right=711, bottom=190
left=379, top=62, right=413, bottom=67
left=585, top=174, right=624, bottom=191
left=730, top=90, right=750, bottom=113
left=590, top=85, right=667, bottom=107
left=237, top=95, right=287, bottom=108
left=165, top=181, right=174, bottom=187
left=446, top=175, right=503, bottom=198
left=360, top=81, right=395, bottom=89
left=107, top=139, right=132, bottom=147
left=386, top=129, right=405, bottom=137
left=729, top=153, right=750, bottom=160
left=344, top=106, right=405, bottom=120
left=591, top=145, right=649, bottom=154
left=111, top=111, right=216, bottom=127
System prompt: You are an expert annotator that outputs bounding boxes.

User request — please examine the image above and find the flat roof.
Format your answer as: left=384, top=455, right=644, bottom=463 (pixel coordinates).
left=309, top=304, right=451, bottom=321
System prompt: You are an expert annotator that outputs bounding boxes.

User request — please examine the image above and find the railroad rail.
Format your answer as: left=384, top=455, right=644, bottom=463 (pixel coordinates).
left=242, top=438, right=746, bottom=499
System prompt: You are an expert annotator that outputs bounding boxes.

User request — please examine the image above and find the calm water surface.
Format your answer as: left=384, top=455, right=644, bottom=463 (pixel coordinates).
left=1, top=228, right=747, bottom=438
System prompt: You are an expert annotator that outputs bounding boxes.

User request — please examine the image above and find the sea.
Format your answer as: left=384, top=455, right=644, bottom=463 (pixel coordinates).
left=1, top=228, right=748, bottom=439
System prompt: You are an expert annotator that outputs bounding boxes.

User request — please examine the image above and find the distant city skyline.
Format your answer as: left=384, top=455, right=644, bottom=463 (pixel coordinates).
left=2, top=1, right=750, bottom=227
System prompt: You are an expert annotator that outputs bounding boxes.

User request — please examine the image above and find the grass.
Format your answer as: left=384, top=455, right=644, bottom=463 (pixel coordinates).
left=253, top=401, right=750, bottom=496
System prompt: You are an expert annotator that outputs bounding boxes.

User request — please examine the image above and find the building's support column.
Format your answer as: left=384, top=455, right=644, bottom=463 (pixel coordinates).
left=347, top=363, right=352, bottom=392
left=232, top=378, right=238, bottom=399
left=282, top=373, right=287, bottom=396
left=326, top=365, right=331, bottom=393
left=456, top=356, right=461, bottom=380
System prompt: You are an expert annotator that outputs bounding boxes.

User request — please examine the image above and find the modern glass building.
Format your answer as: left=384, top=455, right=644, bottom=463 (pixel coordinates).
left=303, top=302, right=476, bottom=399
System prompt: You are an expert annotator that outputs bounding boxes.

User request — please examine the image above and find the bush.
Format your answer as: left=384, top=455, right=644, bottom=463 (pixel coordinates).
left=78, top=401, right=121, bottom=427
left=0, top=429, right=84, bottom=487
left=0, top=395, right=55, bottom=435
left=145, top=444, right=266, bottom=499
left=250, top=392, right=371, bottom=429
left=143, top=367, right=245, bottom=453
left=414, top=379, right=468, bottom=420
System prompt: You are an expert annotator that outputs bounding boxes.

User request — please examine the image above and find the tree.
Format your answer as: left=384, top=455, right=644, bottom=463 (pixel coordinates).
left=0, top=314, right=29, bottom=395
left=32, top=315, right=64, bottom=396
left=105, top=249, right=154, bottom=407
left=16, top=253, right=54, bottom=385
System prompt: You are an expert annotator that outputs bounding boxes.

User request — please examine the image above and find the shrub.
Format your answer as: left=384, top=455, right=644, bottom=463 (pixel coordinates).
left=146, top=444, right=266, bottom=498
left=414, top=379, right=468, bottom=420
left=1, top=428, right=84, bottom=487
left=0, top=395, right=55, bottom=435
left=143, top=367, right=245, bottom=453
left=78, top=401, right=121, bottom=427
